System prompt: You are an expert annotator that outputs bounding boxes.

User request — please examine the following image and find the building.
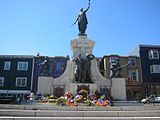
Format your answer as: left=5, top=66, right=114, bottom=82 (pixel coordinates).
left=129, top=45, right=160, bottom=96
left=0, top=55, right=34, bottom=102
left=100, top=55, right=144, bottom=100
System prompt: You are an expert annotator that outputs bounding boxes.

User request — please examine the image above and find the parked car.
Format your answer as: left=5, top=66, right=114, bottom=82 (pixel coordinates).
left=141, top=94, right=160, bottom=104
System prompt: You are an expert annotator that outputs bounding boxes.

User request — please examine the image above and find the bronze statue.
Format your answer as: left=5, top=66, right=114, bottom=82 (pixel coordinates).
left=74, top=53, right=95, bottom=83
left=73, top=0, right=91, bottom=35
left=109, top=59, right=121, bottom=79
left=109, top=58, right=135, bottom=79
left=74, top=54, right=83, bottom=82
left=39, top=57, right=50, bottom=76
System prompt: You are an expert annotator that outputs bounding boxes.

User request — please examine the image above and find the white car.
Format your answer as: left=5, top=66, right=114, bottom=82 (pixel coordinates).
left=141, top=94, right=160, bottom=104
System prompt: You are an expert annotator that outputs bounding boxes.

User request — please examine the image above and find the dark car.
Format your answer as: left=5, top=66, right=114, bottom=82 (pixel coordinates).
left=141, top=94, right=160, bottom=104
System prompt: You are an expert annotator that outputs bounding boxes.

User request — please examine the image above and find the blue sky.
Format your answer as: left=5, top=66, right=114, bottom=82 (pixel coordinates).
left=0, top=0, right=160, bottom=57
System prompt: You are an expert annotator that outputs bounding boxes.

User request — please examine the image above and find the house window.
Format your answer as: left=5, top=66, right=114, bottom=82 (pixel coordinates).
left=17, top=62, right=28, bottom=71
left=4, top=61, right=11, bottom=70
left=149, top=50, right=159, bottom=59
left=16, top=77, right=27, bottom=87
left=129, top=70, right=137, bottom=81
left=0, top=77, right=4, bottom=86
left=150, top=65, right=160, bottom=74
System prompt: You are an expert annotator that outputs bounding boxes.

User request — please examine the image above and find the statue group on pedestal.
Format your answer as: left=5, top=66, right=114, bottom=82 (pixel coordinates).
left=74, top=53, right=95, bottom=83
left=109, top=58, right=121, bottom=79
left=109, top=58, right=135, bottom=79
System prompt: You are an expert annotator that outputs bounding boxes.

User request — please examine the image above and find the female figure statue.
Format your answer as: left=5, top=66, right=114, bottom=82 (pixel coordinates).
left=73, top=0, right=91, bottom=35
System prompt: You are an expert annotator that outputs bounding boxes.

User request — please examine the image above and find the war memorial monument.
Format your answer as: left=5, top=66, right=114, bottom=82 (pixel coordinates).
left=37, top=0, right=127, bottom=101
left=1, top=1, right=160, bottom=120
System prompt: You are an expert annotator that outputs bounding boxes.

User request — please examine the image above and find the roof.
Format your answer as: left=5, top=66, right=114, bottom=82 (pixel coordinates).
left=0, top=55, right=34, bottom=59
left=139, top=44, right=160, bottom=48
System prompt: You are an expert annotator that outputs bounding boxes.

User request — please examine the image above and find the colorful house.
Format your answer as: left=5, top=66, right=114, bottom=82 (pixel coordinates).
left=100, top=55, right=144, bottom=100
left=129, top=45, right=160, bottom=96
left=0, top=55, right=34, bottom=102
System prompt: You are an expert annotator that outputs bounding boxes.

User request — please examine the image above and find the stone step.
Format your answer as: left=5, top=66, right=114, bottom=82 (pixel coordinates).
left=0, top=117, right=160, bottom=120
left=0, top=104, right=160, bottom=111
left=0, top=109, right=160, bottom=117
left=113, top=101, right=142, bottom=106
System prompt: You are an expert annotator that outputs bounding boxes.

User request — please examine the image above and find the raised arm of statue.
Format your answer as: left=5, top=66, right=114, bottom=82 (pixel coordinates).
left=84, top=0, right=90, bottom=12
left=72, top=0, right=91, bottom=34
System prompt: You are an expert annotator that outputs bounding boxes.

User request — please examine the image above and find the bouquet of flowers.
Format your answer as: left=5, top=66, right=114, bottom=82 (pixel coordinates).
left=74, top=95, right=83, bottom=103
left=66, top=99, right=78, bottom=106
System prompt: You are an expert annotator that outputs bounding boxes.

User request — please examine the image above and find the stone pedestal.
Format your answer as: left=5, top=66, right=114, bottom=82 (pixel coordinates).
left=71, top=35, right=95, bottom=59
left=111, top=78, right=126, bottom=100
left=68, top=83, right=98, bottom=95
left=37, top=34, right=113, bottom=98
left=37, top=61, right=75, bottom=95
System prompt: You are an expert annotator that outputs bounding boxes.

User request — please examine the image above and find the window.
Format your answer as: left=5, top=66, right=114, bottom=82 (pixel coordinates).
left=0, top=77, right=4, bottom=86
left=129, top=70, right=137, bottom=81
left=149, top=50, right=159, bottom=59
left=150, top=65, right=160, bottom=74
left=17, top=62, right=28, bottom=71
left=16, top=77, right=27, bottom=87
left=4, top=61, right=11, bottom=70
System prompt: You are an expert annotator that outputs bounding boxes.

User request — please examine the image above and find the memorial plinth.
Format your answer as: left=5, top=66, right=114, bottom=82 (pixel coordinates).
left=71, top=35, right=95, bottom=59
left=69, top=35, right=111, bottom=95
left=37, top=34, right=122, bottom=100
left=68, top=83, right=98, bottom=95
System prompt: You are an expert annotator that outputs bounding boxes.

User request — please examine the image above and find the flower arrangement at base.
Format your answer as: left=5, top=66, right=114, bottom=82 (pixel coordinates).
left=96, top=99, right=105, bottom=106
left=55, top=90, right=113, bottom=107
left=95, top=99, right=111, bottom=107
left=64, top=91, right=73, bottom=100
left=84, top=99, right=91, bottom=106
left=104, top=100, right=111, bottom=106
left=56, top=97, right=65, bottom=106
left=66, top=99, right=78, bottom=106
left=74, top=95, right=83, bottom=103
left=48, top=95, right=57, bottom=103
left=41, top=98, right=48, bottom=103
